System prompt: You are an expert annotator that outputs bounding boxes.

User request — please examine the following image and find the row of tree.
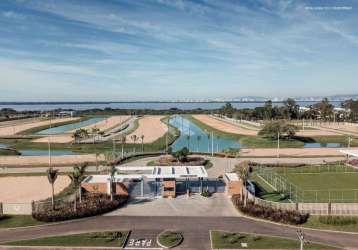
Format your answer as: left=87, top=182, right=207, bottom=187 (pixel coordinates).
left=219, top=98, right=358, bottom=122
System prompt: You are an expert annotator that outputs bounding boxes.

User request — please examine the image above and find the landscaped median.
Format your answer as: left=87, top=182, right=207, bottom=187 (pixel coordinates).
left=2, top=231, right=130, bottom=248
left=156, top=230, right=183, bottom=248
left=210, top=230, right=341, bottom=249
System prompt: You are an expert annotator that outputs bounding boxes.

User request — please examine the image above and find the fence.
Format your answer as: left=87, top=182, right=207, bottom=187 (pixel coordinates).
left=0, top=202, right=32, bottom=215
left=256, top=165, right=358, bottom=203
left=246, top=188, right=358, bottom=215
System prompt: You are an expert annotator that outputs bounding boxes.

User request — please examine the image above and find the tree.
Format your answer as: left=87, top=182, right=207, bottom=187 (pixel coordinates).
left=314, top=98, right=334, bottom=121
left=282, top=98, right=299, bottom=120
left=235, top=161, right=251, bottom=207
left=220, top=102, right=235, bottom=118
left=109, top=165, right=117, bottom=201
left=91, top=127, right=100, bottom=143
left=67, top=163, right=88, bottom=211
left=258, top=121, right=297, bottom=139
left=342, top=99, right=358, bottom=122
left=263, top=100, right=274, bottom=120
left=171, top=147, right=190, bottom=163
left=72, top=128, right=89, bottom=143
left=47, top=167, right=58, bottom=210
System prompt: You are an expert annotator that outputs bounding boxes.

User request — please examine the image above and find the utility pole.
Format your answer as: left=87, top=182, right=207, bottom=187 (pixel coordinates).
left=48, top=137, right=51, bottom=167
left=112, top=139, right=116, bottom=158
left=211, top=131, right=214, bottom=156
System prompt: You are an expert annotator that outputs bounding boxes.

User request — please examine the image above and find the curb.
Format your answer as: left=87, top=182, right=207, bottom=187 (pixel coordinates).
left=156, top=231, right=183, bottom=249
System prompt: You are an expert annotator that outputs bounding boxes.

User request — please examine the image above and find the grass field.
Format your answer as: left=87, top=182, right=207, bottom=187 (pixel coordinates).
left=254, top=164, right=358, bottom=203
left=210, top=231, right=340, bottom=249
left=4, top=231, right=129, bottom=247
left=0, top=215, right=44, bottom=228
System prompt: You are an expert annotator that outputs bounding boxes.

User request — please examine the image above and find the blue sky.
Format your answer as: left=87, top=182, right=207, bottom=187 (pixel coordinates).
left=0, top=0, right=357, bottom=101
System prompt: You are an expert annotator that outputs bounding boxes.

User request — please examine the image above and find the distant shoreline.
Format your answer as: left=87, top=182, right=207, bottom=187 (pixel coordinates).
left=0, top=100, right=344, bottom=105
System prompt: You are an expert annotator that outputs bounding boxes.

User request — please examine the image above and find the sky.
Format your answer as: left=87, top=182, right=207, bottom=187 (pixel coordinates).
left=0, top=0, right=357, bottom=101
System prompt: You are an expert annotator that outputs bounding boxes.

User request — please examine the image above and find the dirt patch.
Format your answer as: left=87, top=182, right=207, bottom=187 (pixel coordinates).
left=127, top=116, right=167, bottom=143
left=193, top=115, right=257, bottom=136
left=0, top=176, right=70, bottom=203
left=0, top=154, right=105, bottom=167
left=0, top=117, right=79, bottom=136
left=239, top=147, right=355, bottom=157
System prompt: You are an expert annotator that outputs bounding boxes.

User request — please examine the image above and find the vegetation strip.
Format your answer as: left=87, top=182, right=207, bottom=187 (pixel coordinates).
left=210, top=230, right=341, bottom=249
left=3, top=231, right=130, bottom=247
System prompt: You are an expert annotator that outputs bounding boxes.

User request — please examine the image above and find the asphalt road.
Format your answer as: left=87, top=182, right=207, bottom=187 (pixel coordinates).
left=0, top=216, right=357, bottom=249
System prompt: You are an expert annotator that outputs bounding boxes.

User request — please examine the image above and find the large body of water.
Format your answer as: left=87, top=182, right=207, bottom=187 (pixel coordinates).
left=37, top=117, right=105, bottom=135
left=0, top=101, right=342, bottom=111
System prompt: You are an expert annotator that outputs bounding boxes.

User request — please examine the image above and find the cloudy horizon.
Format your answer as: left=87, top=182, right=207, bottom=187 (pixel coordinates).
left=0, top=0, right=357, bottom=101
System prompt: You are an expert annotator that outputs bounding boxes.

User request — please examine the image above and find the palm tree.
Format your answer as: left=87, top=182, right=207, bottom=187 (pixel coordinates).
left=91, top=127, right=100, bottom=144
left=235, top=161, right=251, bottom=207
left=104, top=153, right=117, bottom=201
left=67, top=163, right=88, bottom=211
left=140, top=135, right=145, bottom=152
left=216, top=135, right=220, bottom=152
left=186, top=134, right=190, bottom=148
left=131, top=134, right=138, bottom=153
left=47, top=167, right=58, bottom=210
left=109, top=165, right=117, bottom=201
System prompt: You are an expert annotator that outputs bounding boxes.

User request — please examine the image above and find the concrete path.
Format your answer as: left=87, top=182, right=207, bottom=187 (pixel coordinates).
left=106, top=193, right=238, bottom=217
left=0, top=216, right=357, bottom=249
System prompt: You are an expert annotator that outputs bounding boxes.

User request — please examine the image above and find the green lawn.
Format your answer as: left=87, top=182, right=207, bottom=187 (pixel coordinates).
left=157, top=231, right=183, bottom=248
left=250, top=174, right=290, bottom=202
left=256, top=165, right=358, bottom=203
left=304, top=216, right=358, bottom=233
left=4, top=231, right=129, bottom=247
left=0, top=215, right=44, bottom=228
left=211, top=231, right=341, bottom=249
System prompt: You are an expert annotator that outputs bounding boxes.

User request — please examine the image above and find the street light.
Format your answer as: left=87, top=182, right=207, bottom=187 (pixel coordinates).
left=296, top=230, right=307, bottom=250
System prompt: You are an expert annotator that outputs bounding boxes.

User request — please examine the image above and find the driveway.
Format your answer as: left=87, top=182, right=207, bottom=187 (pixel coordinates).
left=106, top=193, right=239, bottom=217
left=0, top=216, right=357, bottom=249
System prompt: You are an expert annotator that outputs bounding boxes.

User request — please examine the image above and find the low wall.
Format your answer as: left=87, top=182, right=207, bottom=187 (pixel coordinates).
left=1, top=202, right=32, bottom=215
left=247, top=189, right=358, bottom=215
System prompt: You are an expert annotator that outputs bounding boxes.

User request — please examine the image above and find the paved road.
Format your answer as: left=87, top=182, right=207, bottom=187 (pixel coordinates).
left=0, top=216, right=357, bottom=249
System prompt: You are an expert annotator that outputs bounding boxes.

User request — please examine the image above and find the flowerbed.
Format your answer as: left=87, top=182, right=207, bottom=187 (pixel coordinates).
left=32, top=193, right=128, bottom=222
left=231, top=194, right=309, bottom=225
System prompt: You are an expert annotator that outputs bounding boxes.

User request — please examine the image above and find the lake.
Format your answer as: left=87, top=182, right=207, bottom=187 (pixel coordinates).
left=37, top=117, right=105, bottom=134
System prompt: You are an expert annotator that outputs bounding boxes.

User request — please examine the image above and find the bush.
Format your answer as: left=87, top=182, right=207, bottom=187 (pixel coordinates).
left=32, top=193, right=128, bottom=222
left=318, top=216, right=358, bottom=226
left=201, top=189, right=211, bottom=197
left=231, top=194, right=309, bottom=225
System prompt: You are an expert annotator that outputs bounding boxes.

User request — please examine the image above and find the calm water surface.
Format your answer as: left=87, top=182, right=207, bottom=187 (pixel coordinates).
left=37, top=117, right=105, bottom=134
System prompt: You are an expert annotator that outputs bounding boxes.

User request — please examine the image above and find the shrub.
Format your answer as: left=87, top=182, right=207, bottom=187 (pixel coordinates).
left=318, top=216, right=358, bottom=226
left=32, top=193, right=128, bottom=222
left=231, top=194, right=309, bottom=225
left=201, top=189, right=211, bottom=197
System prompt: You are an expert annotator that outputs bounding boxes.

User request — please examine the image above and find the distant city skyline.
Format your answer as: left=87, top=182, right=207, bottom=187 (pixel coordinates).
left=0, top=0, right=357, bottom=101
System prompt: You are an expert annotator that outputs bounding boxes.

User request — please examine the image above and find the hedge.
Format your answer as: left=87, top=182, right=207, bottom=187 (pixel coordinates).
left=232, top=194, right=309, bottom=225
left=32, top=193, right=128, bottom=222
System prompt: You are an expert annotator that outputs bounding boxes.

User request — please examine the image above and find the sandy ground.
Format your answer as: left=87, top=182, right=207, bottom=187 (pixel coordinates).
left=296, top=129, right=340, bottom=136
left=0, top=176, right=70, bottom=203
left=32, top=134, right=75, bottom=143
left=126, top=116, right=167, bottom=143
left=193, top=115, right=258, bottom=136
left=0, top=117, right=79, bottom=136
left=76, top=116, right=130, bottom=132
left=239, top=147, right=356, bottom=157
left=0, top=154, right=105, bottom=167
left=194, top=115, right=343, bottom=137
left=313, top=124, right=358, bottom=135
left=32, top=116, right=131, bottom=143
